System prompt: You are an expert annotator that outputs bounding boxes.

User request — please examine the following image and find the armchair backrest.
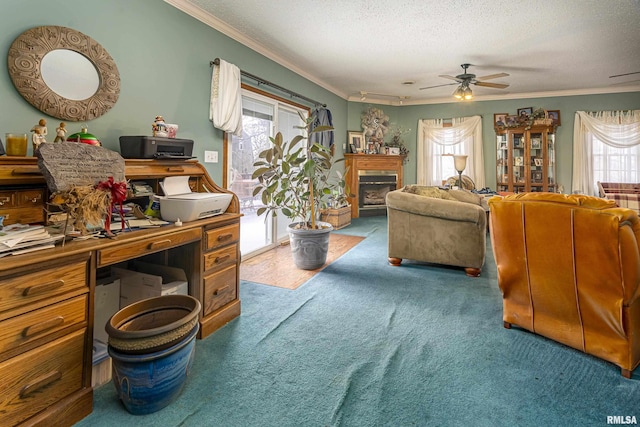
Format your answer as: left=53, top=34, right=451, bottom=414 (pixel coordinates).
left=489, top=192, right=640, bottom=371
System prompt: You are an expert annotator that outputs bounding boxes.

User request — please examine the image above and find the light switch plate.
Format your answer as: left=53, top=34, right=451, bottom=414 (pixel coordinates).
left=204, top=150, right=218, bottom=163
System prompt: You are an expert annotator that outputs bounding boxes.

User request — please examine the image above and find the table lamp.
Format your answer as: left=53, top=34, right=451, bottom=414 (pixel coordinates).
left=453, top=155, right=468, bottom=189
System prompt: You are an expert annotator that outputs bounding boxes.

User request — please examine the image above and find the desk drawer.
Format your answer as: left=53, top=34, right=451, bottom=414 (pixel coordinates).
left=204, top=244, right=238, bottom=272
left=205, top=224, right=239, bottom=251
left=203, top=265, right=237, bottom=316
left=0, top=261, right=87, bottom=316
left=0, top=329, right=85, bottom=426
left=98, top=227, right=201, bottom=267
left=0, top=188, right=45, bottom=225
left=0, top=295, right=87, bottom=355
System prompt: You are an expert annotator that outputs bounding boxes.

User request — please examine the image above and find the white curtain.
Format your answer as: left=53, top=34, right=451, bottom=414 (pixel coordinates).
left=210, top=59, right=243, bottom=137
left=417, top=115, right=485, bottom=188
left=572, top=110, right=640, bottom=195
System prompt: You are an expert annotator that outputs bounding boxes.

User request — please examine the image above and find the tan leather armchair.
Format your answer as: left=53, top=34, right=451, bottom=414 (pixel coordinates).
left=489, top=193, right=640, bottom=378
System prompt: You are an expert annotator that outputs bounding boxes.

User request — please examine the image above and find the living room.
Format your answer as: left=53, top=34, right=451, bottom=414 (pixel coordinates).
left=1, top=1, right=640, bottom=426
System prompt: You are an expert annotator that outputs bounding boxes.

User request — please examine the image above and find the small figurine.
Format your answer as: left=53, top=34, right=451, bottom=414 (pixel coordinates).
left=152, top=115, right=168, bottom=137
left=31, top=127, right=46, bottom=154
left=31, top=118, right=48, bottom=141
left=54, top=122, right=67, bottom=142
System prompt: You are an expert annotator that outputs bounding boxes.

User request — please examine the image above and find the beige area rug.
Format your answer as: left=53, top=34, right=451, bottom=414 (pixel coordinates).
left=240, top=234, right=365, bottom=290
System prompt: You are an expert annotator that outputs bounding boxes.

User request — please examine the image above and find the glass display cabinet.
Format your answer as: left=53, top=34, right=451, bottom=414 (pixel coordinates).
left=496, top=125, right=556, bottom=193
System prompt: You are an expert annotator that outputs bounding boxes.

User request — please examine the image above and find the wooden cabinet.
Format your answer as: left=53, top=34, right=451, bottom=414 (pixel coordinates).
left=0, top=157, right=241, bottom=426
left=496, top=125, right=557, bottom=193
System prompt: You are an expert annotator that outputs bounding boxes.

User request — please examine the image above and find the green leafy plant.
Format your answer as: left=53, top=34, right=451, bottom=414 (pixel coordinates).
left=252, top=113, right=345, bottom=230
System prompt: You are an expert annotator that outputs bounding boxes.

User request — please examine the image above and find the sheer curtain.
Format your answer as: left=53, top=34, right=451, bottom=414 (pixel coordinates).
left=573, top=110, right=640, bottom=195
left=417, top=115, right=485, bottom=188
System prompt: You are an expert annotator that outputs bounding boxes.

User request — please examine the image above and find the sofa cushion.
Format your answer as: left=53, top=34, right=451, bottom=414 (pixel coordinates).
left=402, top=185, right=455, bottom=200
left=448, top=189, right=482, bottom=205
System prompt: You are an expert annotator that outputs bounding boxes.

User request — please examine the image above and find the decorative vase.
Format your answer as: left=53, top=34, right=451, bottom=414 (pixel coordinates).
left=287, top=221, right=333, bottom=270
left=108, top=323, right=199, bottom=415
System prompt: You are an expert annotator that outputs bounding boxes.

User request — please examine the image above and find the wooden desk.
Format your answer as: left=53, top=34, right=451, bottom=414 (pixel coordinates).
left=0, top=157, right=241, bottom=426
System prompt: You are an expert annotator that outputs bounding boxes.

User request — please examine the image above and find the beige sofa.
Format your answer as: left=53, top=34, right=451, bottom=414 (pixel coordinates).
left=386, top=185, right=487, bottom=276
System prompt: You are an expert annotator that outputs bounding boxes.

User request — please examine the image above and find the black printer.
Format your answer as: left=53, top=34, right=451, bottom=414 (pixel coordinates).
left=119, top=136, right=194, bottom=159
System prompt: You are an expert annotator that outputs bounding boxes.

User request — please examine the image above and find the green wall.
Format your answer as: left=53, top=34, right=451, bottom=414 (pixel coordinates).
left=2, top=0, right=638, bottom=191
left=0, top=0, right=347, bottom=184
left=350, top=93, right=640, bottom=191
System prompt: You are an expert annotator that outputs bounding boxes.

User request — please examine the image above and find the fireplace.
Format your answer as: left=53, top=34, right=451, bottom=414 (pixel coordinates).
left=345, top=154, right=405, bottom=218
left=358, top=170, right=398, bottom=216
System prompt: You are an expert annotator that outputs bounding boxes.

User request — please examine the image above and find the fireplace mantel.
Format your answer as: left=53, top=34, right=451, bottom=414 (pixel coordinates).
left=345, top=154, right=404, bottom=218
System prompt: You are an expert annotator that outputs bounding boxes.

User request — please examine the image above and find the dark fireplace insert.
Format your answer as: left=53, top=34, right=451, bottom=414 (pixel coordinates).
left=358, top=170, right=398, bottom=216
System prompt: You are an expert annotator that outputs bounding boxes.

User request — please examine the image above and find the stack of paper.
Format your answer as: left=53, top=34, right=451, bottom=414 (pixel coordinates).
left=0, top=224, right=64, bottom=257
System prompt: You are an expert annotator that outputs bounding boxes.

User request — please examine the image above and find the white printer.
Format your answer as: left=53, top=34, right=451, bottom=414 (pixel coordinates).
left=159, top=176, right=232, bottom=222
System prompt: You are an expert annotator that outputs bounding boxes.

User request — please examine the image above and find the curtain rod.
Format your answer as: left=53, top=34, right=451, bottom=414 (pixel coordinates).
left=210, top=58, right=326, bottom=107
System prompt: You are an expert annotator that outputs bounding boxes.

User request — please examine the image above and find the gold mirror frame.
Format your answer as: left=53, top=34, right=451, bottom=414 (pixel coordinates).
left=7, top=25, right=120, bottom=122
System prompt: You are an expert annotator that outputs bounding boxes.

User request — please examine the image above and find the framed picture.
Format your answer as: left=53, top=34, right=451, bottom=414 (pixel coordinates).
left=531, top=137, right=541, bottom=149
left=547, top=110, right=561, bottom=126
left=533, top=171, right=543, bottom=181
left=515, top=156, right=523, bottom=166
left=494, top=113, right=508, bottom=128
left=388, top=147, right=400, bottom=155
left=506, top=115, right=519, bottom=126
left=517, top=107, right=533, bottom=118
left=347, top=131, right=364, bottom=153
left=349, top=144, right=357, bottom=154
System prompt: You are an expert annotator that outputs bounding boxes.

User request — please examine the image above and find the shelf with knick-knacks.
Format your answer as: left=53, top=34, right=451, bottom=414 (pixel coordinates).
left=496, top=124, right=557, bottom=193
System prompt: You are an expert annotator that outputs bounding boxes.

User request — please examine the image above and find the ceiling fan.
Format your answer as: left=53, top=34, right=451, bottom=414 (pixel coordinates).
left=420, top=64, right=510, bottom=99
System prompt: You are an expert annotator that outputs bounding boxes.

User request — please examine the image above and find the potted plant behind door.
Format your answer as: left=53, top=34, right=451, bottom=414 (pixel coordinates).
left=252, top=113, right=344, bottom=270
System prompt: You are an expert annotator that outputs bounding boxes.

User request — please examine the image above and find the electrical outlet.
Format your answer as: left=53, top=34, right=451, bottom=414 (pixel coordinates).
left=204, top=150, right=218, bottom=163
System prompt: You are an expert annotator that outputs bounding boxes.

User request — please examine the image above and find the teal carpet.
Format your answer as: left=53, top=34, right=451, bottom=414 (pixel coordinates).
left=77, top=216, right=640, bottom=426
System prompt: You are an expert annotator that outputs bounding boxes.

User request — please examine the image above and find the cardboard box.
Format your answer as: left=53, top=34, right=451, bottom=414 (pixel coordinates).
left=93, top=277, right=120, bottom=344
left=112, top=261, right=189, bottom=308
left=92, top=339, right=112, bottom=388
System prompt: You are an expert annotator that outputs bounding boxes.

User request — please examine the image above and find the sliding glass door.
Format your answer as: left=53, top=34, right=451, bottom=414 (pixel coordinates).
left=227, top=89, right=307, bottom=259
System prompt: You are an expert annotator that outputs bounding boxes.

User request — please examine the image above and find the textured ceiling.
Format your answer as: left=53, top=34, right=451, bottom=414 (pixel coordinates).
left=168, top=0, right=640, bottom=105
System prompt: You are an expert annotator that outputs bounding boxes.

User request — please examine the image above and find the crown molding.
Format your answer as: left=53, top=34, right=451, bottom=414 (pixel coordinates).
left=163, top=0, right=348, bottom=100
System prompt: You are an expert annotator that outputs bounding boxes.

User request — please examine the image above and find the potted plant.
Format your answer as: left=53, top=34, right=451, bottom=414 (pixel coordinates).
left=252, top=113, right=345, bottom=269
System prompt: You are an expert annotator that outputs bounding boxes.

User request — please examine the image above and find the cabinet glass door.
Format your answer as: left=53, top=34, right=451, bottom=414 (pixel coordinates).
left=496, top=134, right=508, bottom=192
left=547, top=133, right=556, bottom=190
left=529, top=132, right=543, bottom=192
left=512, top=132, right=525, bottom=192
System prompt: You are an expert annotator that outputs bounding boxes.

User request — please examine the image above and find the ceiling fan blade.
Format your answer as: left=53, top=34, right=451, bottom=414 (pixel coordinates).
left=438, top=74, right=462, bottom=82
left=474, top=81, right=509, bottom=89
left=610, top=78, right=640, bottom=86
left=419, top=82, right=458, bottom=90
left=609, top=71, right=640, bottom=78
left=476, top=72, right=509, bottom=80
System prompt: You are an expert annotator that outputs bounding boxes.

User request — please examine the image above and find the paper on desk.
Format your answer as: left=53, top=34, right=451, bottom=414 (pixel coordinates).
left=109, top=218, right=170, bottom=231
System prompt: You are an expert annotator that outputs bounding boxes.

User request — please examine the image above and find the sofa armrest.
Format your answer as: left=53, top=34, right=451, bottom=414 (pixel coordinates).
left=386, top=190, right=485, bottom=224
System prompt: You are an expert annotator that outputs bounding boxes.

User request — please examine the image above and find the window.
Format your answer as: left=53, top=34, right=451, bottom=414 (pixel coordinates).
left=417, top=116, right=485, bottom=188
left=572, top=110, right=640, bottom=195
left=225, top=87, right=309, bottom=257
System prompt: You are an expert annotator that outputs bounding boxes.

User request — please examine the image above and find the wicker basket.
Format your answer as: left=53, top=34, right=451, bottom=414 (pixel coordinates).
left=534, top=110, right=554, bottom=126
left=320, top=205, right=351, bottom=229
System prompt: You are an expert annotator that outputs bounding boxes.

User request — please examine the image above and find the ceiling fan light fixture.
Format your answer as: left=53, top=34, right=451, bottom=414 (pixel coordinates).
left=463, top=86, right=473, bottom=100
left=453, top=86, right=464, bottom=99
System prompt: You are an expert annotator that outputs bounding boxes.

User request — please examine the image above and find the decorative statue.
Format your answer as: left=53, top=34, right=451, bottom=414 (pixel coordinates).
left=152, top=116, right=168, bottom=137
left=31, top=118, right=48, bottom=142
left=54, top=122, right=67, bottom=142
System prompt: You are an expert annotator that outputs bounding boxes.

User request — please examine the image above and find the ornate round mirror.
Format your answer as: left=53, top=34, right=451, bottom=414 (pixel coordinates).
left=7, top=26, right=120, bottom=122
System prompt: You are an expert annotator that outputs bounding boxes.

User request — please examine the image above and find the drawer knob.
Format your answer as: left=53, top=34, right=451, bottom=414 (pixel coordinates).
left=213, top=285, right=231, bottom=296
left=217, top=233, right=233, bottom=242
left=20, top=370, right=62, bottom=398
left=22, top=279, right=64, bottom=297
left=22, top=316, right=64, bottom=338
left=214, top=254, right=230, bottom=264
left=148, top=239, right=172, bottom=250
